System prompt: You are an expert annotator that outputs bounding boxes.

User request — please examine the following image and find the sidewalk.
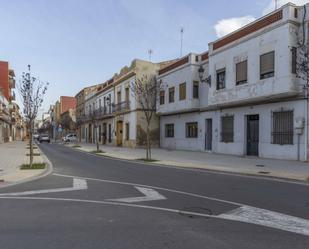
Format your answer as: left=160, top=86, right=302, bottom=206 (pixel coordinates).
left=0, top=141, right=50, bottom=187
left=66, top=142, right=309, bottom=182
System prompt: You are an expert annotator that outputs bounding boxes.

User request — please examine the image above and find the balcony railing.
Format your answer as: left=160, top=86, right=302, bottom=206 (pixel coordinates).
left=76, top=104, right=115, bottom=124
left=9, top=78, right=15, bottom=89
left=113, top=101, right=130, bottom=112
left=93, top=106, right=114, bottom=118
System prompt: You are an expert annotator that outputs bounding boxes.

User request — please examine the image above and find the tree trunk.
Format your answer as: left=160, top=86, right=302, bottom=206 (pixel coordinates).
left=146, top=124, right=151, bottom=160
left=29, top=121, right=33, bottom=168
left=96, top=126, right=100, bottom=152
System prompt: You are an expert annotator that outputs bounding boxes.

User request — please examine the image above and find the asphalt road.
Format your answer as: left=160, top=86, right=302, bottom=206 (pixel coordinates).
left=0, top=143, right=309, bottom=249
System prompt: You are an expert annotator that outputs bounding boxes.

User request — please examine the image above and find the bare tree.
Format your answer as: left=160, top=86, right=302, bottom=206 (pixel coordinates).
left=18, top=65, right=48, bottom=167
left=131, top=74, right=161, bottom=160
left=296, top=17, right=309, bottom=160
left=91, top=110, right=100, bottom=152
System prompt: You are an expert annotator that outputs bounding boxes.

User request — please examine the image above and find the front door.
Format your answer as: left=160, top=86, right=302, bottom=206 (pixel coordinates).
left=116, top=121, right=123, bottom=146
left=205, top=119, right=212, bottom=151
left=247, top=115, right=259, bottom=156
left=88, top=124, right=92, bottom=143
left=103, top=123, right=107, bottom=144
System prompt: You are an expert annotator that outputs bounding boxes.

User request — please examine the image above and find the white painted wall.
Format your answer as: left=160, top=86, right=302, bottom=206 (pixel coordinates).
left=208, top=21, right=300, bottom=107
left=157, top=54, right=203, bottom=115
left=160, top=99, right=306, bottom=160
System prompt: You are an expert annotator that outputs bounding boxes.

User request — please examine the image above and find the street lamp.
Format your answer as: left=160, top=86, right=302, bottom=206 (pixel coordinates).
left=198, top=65, right=211, bottom=86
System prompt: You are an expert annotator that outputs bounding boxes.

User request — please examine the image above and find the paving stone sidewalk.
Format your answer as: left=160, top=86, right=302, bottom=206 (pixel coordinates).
left=67, top=142, right=309, bottom=182
left=0, top=141, right=47, bottom=186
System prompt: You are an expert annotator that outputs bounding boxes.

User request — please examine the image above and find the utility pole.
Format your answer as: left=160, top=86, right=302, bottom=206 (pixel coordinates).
left=180, top=27, right=184, bottom=57
left=148, top=49, right=153, bottom=61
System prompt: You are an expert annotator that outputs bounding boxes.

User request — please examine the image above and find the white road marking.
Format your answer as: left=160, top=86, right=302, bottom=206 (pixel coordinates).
left=219, top=205, right=309, bottom=236
left=109, top=186, right=166, bottom=203
left=53, top=173, right=243, bottom=206
left=0, top=178, right=87, bottom=196
left=1, top=195, right=309, bottom=236
left=51, top=173, right=309, bottom=236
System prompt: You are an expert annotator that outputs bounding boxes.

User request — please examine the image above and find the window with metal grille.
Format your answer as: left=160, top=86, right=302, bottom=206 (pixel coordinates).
left=179, top=82, right=186, bottom=100
left=260, top=51, right=275, bottom=79
left=216, top=68, right=226, bottom=90
left=236, top=60, right=247, bottom=85
left=291, top=47, right=297, bottom=74
left=165, top=124, right=174, bottom=138
left=186, top=122, right=198, bottom=138
left=221, top=116, right=234, bottom=143
left=272, top=111, right=293, bottom=145
left=169, top=87, right=175, bottom=103
left=193, top=81, right=199, bottom=98
left=160, top=90, right=165, bottom=105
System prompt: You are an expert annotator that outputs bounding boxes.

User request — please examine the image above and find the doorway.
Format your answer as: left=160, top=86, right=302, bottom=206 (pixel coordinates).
left=116, top=121, right=123, bottom=146
left=103, top=123, right=107, bottom=144
left=247, top=115, right=259, bottom=156
left=205, top=119, right=212, bottom=151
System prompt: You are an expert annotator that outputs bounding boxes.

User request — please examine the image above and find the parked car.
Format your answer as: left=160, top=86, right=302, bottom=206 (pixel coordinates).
left=39, top=134, right=50, bottom=143
left=33, top=134, right=40, bottom=140
left=63, top=134, right=77, bottom=142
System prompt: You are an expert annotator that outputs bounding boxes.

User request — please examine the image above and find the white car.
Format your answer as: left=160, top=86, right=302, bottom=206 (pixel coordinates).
left=63, top=134, right=77, bottom=142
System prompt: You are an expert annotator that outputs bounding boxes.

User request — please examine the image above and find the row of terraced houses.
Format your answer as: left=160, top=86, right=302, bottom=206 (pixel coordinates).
left=0, top=61, right=26, bottom=143
left=72, top=3, right=309, bottom=161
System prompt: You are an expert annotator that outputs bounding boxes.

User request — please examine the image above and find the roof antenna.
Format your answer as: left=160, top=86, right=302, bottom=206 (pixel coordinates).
left=148, top=49, right=153, bottom=61
left=180, top=27, right=184, bottom=57
left=275, top=0, right=278, bottom=10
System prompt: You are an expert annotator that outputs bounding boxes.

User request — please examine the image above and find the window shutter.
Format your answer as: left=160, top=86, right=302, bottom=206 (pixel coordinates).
left=236, top=61, right=247, bottom=84
left=260, top=51, right=274, bottom=75
left=179, top=83, right=186, bottom=100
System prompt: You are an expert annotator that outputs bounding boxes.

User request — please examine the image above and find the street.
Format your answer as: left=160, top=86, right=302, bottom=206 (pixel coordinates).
left=0, top=143, right=309, bottom=249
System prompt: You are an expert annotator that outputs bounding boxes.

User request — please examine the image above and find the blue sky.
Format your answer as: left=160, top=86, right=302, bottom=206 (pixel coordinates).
left=0, top=0, right=306, bottom=113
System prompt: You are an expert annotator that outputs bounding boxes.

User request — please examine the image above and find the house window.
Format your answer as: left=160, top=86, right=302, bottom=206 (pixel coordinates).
left=260, top=51, right=275, bottom=79
left=179, top=82, right=186, bottom=101
left=165, top=124, right=174, bottom=138
left=169, top=87, right=175, bottom=103
left=236, top=60, right=247, bottom=85
left=272, top=111, right=293, bottom=145
left=193, top=81, right=199, bottom=99
left=117, top=91, right=121, bottom=104
left=125, top=88, right=129, bottom=103
left=221, top=116, right=234, bottom=143
left=160, top=90, right=165, bottom=105
left=216, top=68, right=226, bottom=90
left=186, top=122, right=198, bottom=138
left=291, top=47, right=297, bottom=74
left=125, top=123, right=130, bottom=140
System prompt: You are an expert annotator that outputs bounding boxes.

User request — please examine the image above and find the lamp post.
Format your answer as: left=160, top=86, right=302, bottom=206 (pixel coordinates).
left=198, top=65, right=211, bottom=86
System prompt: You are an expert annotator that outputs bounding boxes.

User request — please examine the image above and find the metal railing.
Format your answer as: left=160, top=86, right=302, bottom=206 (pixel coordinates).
left=113, top=101, right=130, bottom=112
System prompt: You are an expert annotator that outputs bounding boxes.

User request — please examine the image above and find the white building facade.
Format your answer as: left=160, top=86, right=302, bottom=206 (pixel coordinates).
left=158, top=3, right=309, bottom=161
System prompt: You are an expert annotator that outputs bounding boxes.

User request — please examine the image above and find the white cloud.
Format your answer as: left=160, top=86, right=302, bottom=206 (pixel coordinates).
left=214, top=16, right=256, bottom=38
left=263, top=0, right=309, bottom=15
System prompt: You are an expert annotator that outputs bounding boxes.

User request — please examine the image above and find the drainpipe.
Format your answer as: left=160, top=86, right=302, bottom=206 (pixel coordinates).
left=305, top=85, right=309, bottom=161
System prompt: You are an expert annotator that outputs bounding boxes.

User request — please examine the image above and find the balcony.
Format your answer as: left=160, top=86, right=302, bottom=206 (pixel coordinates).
left=93, top=106, right=114, bottom=118
left=76, top=105, right=115, bottom=125
left=9, top=77, right=16, bottom=89
left=113, top=101, right=130, bottom=113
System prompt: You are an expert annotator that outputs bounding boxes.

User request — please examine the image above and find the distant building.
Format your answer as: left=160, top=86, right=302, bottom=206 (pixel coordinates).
left=79, top=59, right=167, bottom=147
left=0, top=61, right=17, bottom=143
